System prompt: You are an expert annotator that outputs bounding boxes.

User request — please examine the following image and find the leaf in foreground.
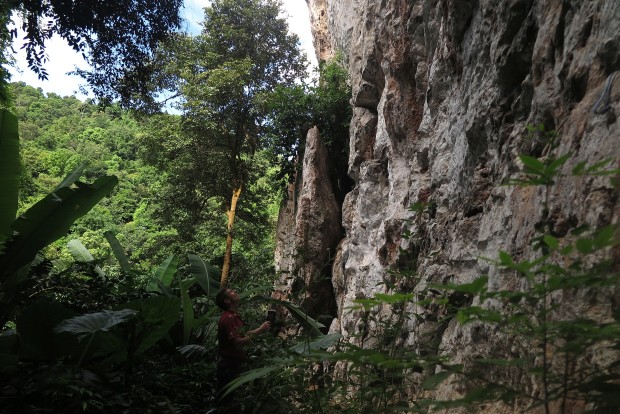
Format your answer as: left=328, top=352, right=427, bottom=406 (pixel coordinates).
left=55, top=309, right=138, bottom=335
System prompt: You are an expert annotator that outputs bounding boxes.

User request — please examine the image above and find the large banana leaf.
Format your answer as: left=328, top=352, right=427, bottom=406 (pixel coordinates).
left=67, top=239, right=95, bottom=263
left=177, top=344, right=208, bottom=360
left=290, top=333, right=343, bottom=354
left=221, top=365, right=283, bottom=399
left=0, top=175, right=118, bottom=277
left=66, top=239, right=106, bottom=278
left=147, top=254, right=179, bottom=292
left=0, top=109, right=19, bottom=245
left=104, top=231, right=131, bottom=274
left=53, top=164, right=85, bottom=191
left=188, top=253, right=220, bottom=297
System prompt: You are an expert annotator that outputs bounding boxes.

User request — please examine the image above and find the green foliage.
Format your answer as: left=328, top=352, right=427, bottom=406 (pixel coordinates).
left=103, top=231, right=131, bottom=274
left=1, top=174, right=118, bottom=276
left=9, top=83, right=195, bottom=279
left=138, top=0, right=307, bottom=286
left=55, top=309, right=138, bottom=337
left=0, top=5, right=316, bottom=411
left=188, top=253, right=220, bottom=297
left=261, top=54, right=352, bottom=182
left=268, top=298, right=325, bottom=337
left=0, top=164, right=117, bottom=327
left=0, top=109, right=19, bottom=244
left=8, top=0, right=183, bottom=107
left=434, top=225, right=620, bottom=412
left=147, top=254, right=179, bottom=293
left=111, top=296, right=181, bottom=360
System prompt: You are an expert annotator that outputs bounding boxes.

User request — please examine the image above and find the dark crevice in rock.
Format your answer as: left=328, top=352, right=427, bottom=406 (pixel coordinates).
left=497, top=9, right=538, bottom=99
left=464, top=205, right=484, bottom=218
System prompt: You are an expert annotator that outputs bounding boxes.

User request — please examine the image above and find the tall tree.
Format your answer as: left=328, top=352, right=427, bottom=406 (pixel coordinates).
left=1, top=0, right=183, bottom=105
left=154, top=0, right=306, bottom=286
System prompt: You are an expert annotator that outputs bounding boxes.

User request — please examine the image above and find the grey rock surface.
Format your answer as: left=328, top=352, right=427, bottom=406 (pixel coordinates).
left=280, top=0, right=620, bottom=407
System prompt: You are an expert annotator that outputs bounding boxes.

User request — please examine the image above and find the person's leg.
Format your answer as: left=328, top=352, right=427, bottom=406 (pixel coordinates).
left=216, top=359, right=242, bottom=412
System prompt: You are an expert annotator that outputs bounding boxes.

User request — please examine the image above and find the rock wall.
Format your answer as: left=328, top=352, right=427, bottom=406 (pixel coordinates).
left=274, top=127, right=340, bottom=328
left=278, top=0, right=620, bottom=407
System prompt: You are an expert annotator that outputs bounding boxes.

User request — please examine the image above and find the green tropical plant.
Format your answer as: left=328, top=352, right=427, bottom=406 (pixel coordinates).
left=55, top=308, right=138, bottom=368
left=0, top=107, right=118, bottom=327
left=63, top=239, right=106, bottom=279
left=104, top=230, right=132, bottom=275
left=145, top=0, right=306, bottom=287
left=146, top=254, right=179, bottom=294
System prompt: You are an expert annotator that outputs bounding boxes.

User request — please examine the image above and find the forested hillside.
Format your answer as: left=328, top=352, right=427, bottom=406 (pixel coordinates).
left=0, top=1, right=353, bottom=411
left=12, top=81, right=280, bottom=285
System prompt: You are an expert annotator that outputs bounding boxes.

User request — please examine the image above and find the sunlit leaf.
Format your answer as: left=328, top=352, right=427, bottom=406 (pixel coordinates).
left=67, top=239, right=95, bottom=263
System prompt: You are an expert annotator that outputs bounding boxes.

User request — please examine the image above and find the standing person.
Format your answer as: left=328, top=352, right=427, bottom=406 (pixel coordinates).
left=215, top=288, right=271, bottom=411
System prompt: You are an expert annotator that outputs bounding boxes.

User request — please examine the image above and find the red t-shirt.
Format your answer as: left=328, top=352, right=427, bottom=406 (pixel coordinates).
left=218, top=310, right=245, bottom=360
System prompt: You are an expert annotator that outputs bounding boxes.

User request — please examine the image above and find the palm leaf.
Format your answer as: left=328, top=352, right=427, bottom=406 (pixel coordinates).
left=53, top=164, right=85, bottom=191
left=264, top=297, right=324, bottom=337
left=220, top=365, right=282, bottom=399
left=177, top=344, right=208, bottom=360
left=66, top=239, right=106, bottom=278
left=291, top=333, right=342, bottom=354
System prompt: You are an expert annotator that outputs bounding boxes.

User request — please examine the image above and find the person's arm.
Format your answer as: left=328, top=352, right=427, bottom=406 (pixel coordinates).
left=232, top=321, right=271, bottom=347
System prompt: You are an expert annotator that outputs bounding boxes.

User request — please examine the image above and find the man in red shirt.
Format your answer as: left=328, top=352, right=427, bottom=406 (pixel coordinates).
left=215, top=288, right=271, bottom=409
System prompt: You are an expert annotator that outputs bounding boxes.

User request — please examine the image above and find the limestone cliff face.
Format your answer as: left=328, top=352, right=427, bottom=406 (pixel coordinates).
left=278, top=0, right=620, bottom=405
left=274, top=127, right=340, bottom=328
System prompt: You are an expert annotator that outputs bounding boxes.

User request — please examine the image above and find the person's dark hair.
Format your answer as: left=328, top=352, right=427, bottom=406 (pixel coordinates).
left=216, top=289, right=230, bottom=310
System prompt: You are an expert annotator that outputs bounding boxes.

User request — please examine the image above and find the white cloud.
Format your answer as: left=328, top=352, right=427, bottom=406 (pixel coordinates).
left=281, top=0, right=318, bottom=69
left=8, top=17, right=89, bottom=98
left=8, top=0, right=316, bottom=99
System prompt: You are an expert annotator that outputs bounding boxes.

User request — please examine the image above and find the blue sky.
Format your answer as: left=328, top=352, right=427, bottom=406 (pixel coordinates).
left=8, top=0, right=317, bottom=100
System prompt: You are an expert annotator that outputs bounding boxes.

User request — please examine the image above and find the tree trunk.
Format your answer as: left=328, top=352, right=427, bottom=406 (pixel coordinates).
left=220, top=185, right=242, bottom=287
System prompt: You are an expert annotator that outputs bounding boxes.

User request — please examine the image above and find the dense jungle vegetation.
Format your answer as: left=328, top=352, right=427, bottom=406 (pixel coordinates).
left=0, top=1, right=355, bottom=412
left=1, top=1, right=619, bottom=413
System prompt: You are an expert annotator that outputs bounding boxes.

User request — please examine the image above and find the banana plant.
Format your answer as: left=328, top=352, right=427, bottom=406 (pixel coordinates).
left=179, top=254, right=221, bottom=345
left=104, top=231, right=131, bottom=275
left=53, top=239, right=106, bottom=279
left=0, top=175, right=118, bottom=278
left=188, top=253, right=220, bottom=298
left=0, top=108, right=118, bottom=327
left=146, top=254, right=179, bottom=294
